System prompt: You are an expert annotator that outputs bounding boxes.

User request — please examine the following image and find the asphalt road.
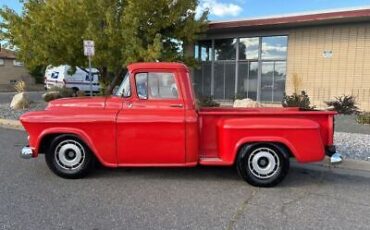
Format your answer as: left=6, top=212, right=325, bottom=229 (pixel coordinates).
left=0, top=91, right=44, bottom=104
left=1, top=127, right=370, bottom=230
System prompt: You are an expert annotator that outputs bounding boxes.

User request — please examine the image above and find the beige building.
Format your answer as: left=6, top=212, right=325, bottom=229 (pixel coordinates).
left=193, top=7, right=370, bottom=110
left=0, top=48, right=34, bottom=91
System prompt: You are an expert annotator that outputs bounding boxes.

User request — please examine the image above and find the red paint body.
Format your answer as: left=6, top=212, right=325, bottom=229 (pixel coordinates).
left=20, top=62, right=336, bottom=167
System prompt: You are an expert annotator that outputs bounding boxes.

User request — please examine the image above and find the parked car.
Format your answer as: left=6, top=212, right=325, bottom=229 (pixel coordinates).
left=20, top=62, right=340, bottom=187
left=44, top=65, right=100, bottom=94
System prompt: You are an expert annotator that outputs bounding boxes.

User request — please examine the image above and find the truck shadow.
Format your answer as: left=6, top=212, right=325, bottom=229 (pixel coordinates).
left=89, top=163, right=370, bottom=188
left=92, top=165, right=242, bottom=182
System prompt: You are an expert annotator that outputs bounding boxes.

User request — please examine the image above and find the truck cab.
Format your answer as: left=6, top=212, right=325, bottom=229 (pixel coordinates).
left=20, top=62, right=338, bottom=187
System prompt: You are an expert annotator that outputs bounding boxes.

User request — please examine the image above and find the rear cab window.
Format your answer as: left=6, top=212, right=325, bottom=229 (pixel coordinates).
left=135, top=72, right=179, bottom=100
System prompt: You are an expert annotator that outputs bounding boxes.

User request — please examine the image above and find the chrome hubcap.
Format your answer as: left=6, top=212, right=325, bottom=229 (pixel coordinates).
left=55, top=140, right=85, bottom=170
left=248, top=147, right=280, bottom=179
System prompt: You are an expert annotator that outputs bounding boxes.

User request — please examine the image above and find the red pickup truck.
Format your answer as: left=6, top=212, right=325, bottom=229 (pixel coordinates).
left=20, top=62, right=339, bottom=187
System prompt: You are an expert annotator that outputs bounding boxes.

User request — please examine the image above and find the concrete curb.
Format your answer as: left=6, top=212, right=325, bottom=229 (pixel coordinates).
left=0, top=118, right=24, bottom=130
left=0, top=118, right=369, bottom=173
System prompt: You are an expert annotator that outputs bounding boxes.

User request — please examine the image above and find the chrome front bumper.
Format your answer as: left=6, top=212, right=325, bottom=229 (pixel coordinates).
left=21, top=146, right=33, bottom=159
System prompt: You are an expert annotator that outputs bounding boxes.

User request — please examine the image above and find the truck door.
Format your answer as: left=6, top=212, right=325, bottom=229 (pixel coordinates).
left=116, top=71, right=186, bottom=165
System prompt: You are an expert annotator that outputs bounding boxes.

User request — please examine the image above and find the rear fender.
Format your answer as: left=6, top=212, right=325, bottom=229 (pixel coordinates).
left=218, top=118, right=325, bottom=164
left=237, top=142, right=291, bottom=162
left=233, top=137, right=296, bottom=163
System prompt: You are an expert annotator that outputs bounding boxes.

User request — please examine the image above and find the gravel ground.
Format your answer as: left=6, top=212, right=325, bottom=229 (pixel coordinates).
left=335, top=132, right=370, bottom=161
left=0, top=102, right=47, bottom=120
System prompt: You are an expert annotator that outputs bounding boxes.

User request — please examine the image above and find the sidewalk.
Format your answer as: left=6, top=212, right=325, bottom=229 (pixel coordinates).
left=0, top=118, right=23, bottom=130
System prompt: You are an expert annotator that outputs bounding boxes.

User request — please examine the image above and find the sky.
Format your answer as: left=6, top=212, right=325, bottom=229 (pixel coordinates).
left=1, top=0, right=370, bottom=20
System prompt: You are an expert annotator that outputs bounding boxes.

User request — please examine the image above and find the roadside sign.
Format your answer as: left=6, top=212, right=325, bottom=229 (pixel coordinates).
left=83, top=40, right=95, bottom=95
left=84, top=40, right=95, bottom=57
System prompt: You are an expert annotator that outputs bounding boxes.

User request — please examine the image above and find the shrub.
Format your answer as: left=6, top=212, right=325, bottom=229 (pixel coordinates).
left=14, top=80, right=26, bottom=93
left=325, top=95, right=359, bottom=115
left=282, top=91, right=315, bottom=110
left=197, top=96, right=220, bottom=107
left=76, top=90, right=86, bottom=97
left=357, top=112, right=370, bottom=125
left=29, top=65, right=46, bottom=84
left=43, top=86, right=74, bottom=102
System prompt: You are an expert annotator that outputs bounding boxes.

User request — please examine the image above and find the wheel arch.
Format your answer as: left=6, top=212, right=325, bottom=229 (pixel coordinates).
left=233, top=138, right=295, bottom=164
left=36, top=128, right=105, bottom=165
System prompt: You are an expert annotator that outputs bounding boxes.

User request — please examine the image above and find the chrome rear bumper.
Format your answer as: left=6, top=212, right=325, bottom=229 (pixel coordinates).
left=330, top=152, right=343, bottom=164
left=21, top=146, right=33, bottom=159
left=325, top=145, right=343, bottom=164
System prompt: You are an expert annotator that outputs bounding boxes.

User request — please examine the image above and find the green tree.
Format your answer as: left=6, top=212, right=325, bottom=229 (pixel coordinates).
left=0, top=0, right=208, bottom=94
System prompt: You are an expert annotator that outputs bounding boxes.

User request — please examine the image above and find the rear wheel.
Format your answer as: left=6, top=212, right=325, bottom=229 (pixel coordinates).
left=236, top=143, right=289, bottom=187
left=45, top=135, right=95, bottom=179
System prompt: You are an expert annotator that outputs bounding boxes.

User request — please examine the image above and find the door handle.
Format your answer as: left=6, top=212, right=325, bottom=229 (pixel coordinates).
left=169, top=104, right=183, bottom=108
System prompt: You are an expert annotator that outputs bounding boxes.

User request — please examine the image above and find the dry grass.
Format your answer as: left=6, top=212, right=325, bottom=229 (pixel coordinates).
left=14, top=80, right=26, bottom=93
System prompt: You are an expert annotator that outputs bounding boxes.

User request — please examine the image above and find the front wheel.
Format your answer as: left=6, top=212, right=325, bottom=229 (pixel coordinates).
left=236, top=143, right=289, bottom=187
left=45, top=135, right=95, bottom=179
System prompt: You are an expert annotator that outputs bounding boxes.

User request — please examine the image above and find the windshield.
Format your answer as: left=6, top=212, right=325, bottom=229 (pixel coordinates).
left=115, top=72, right=131, bottom=97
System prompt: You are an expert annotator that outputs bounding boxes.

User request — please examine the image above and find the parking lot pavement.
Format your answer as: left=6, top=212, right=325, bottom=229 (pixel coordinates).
left=1, top=127, right=370, bottom=230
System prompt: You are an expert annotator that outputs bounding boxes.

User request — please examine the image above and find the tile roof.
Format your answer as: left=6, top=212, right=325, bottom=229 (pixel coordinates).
left=0, top=48, right=16, bottom=59
left=209, top=7, right=370, bottom=31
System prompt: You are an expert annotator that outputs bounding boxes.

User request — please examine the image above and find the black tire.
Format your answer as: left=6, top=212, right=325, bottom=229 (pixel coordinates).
left=45, top=135, right=95, bottom=179
left=236, top=143, right=289, bottom=187
left=72, top=87, right=79, bottom=97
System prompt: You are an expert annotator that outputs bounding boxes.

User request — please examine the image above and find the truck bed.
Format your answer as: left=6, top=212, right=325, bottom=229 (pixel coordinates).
left=198, top=107, right=336, bottom=163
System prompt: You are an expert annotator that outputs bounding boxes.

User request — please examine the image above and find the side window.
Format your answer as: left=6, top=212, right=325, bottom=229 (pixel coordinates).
left=115, top=72, right=131, bottom=97
left=135, top=73, right=148, bottom=99
left=135, top=72, right=179, bottom=99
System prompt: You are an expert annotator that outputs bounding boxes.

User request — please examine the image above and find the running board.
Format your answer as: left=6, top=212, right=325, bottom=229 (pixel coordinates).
left=199, top=158, right=233, bottom=166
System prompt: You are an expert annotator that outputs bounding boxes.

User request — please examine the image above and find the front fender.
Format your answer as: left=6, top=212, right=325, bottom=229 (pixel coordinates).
left=218, top=118, right=325, bottom=164
left=36, top=127, right=117, bottom=167
left=20, top=108, right=119, bottom=167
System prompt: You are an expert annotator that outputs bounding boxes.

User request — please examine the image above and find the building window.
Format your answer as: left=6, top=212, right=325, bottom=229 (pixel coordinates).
left=0, top=59, right=4, bottom=66
left=214, top=39, right=237, bottom=61
left=260, top=36, right=287, bottom=103
left=194, top=40, right=213, bottom=97
left=214, top=62, right=236, bottom=99
left=13, top=60, right=24, bottom=67
left=262, top=36, right=288, bottom=60
left=195, top=40, right=213, bottom=62
left=239, top=37, right=259, bottom=60
left=237, top=62, right=259, bottom=101
left=213, top=38, right=237, bottom=99
left=193, top=35, right=287, bottom=103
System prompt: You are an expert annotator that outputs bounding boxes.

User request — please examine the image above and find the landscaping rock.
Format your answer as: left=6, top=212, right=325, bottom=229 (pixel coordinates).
left=10, top=92, right=29, bottom=110
left=233, top=98, right=262, bottom=108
